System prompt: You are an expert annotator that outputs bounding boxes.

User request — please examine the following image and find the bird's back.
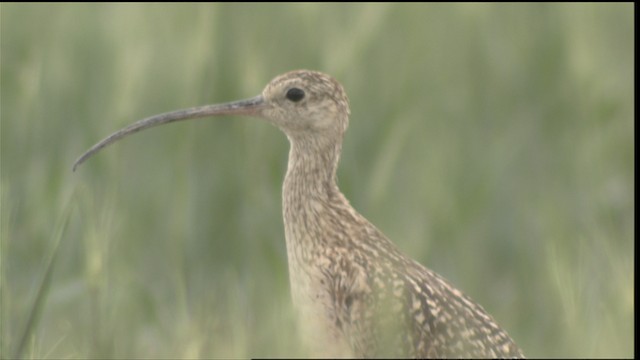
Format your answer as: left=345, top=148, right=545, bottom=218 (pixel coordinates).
left=344, top=222, right=524, bottom=358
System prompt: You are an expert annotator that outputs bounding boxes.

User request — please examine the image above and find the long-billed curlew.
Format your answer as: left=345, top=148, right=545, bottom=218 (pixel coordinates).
left=74, top=70, right=525, bottom=358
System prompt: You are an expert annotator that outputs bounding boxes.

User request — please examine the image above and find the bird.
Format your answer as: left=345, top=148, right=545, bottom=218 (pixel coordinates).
left=73, top=70, right=525, bottom=358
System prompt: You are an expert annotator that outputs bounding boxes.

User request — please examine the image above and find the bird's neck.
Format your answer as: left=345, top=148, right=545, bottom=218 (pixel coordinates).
left=281, top=135, right=350, bottom=256
left=283, top=136, right=342, bottom=202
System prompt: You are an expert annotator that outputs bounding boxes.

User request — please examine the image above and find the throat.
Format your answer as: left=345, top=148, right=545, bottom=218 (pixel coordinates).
left=283, top=137, right=342, bottom=204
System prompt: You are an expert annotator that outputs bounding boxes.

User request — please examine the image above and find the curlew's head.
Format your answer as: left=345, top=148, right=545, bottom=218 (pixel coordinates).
left=73, top=70, right=350, bottom=171
left=261, top=70, right=350, bottom=137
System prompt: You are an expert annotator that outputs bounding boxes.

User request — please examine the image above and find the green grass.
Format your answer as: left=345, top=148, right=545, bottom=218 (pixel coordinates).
left=1, top=3, right=634, bottom=358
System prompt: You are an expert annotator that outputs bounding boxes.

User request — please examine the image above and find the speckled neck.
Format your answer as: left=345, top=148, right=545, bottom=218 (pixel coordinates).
left=283, top=134, right=343, bottom=203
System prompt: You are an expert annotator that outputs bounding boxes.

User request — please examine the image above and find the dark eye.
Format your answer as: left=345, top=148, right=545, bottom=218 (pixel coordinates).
left=286, top=88, right=305, bottom=102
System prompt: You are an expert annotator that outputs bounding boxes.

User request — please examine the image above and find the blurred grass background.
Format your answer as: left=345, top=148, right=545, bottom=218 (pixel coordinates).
left=0, top=3, right=633, bottom=358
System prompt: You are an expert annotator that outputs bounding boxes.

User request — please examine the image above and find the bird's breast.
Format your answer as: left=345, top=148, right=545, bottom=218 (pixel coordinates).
left=285, top=242, right=355, bottom=357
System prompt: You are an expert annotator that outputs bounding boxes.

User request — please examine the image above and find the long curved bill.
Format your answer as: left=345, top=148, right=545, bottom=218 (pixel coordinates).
left=72, top=95, right=266, bottom=171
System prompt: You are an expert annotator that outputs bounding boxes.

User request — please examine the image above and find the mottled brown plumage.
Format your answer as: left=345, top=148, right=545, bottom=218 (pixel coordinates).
left=74, top=70, right=525, bottom=358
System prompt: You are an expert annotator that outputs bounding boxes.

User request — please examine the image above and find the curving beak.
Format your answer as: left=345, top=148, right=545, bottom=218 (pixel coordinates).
left=72, top=95, right=266, bottom=171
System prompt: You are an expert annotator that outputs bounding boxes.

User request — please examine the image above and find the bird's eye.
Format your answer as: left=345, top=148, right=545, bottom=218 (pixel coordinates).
left=286, top=88, right=305, bottom=102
